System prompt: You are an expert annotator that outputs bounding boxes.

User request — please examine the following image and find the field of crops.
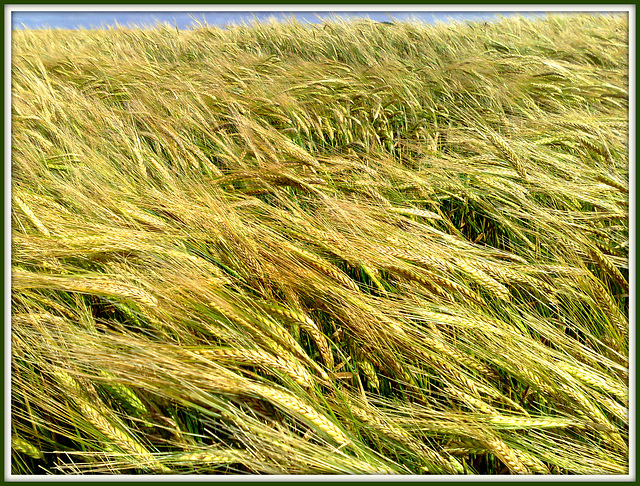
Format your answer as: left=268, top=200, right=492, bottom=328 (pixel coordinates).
left=11, top=13, right=630, bottom=475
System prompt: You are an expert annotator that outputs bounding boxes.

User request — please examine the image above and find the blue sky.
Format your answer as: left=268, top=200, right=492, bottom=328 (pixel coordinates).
left=11, top=10, right=559, bottom=30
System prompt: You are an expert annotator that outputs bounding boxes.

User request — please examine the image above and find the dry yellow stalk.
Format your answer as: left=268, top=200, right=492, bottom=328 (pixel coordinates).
left=558, top=384, right=619, bottom=433
left=245, top=382, right=350, bottom=447
left=342, top=293, right=407, bottom=338
left=426, top=271, right=487, bottom=306
left=556, top=361, right=627, bottom=404
left=595, top=393, right=629, bottom=424
left=251, top=130, right=281, bottom=165
left=377, top=245, right=448, bottom=271
left=424, top=337, right=495, bottom=378
left=364, top=186, right=391, bottom=207
left=448, top=387, right=498, bottom=415
left=321, top=156, right=379, bottom=177
left=56, top=235, right=209, bottom=269
left=14, top=194, right=50, bottom=236
left=586, top=246, right=628, bottom=289
left=266, top=430, right=397, bottom=475
left=483, top=248, right=529, bottom=265
left=357, top=359, right=380, bottom=390
left=418, top=311, right=523, bottom=360
left=249, top=309, right=307, bottom=354
left=388, top=207, right=442, bottom=220
left=485, top=131, right=528, bottom=180
left=486, top=415, right=582, bottom=430
left=527, top=264, right=587, bottom=277
left=512, top=448, right=551, bottom=475
left=595, top=173, right=628, bottom=193
left=206, top=300, right=305, bottom=368
left=385, top=264, right=453, bottom=301
left=172, top=449, right=249, bottom=466
left=560, top=389, right=628, bottom=455
left=221, top=231, right=265, bottom=278
left=578, top=134, right=611, bottom=159
left=473, top=261, right=557, bottom=298
left=558, top=119, right=598, bottom=134
left=118, top=203, right=169, bottom=231
left=482, top=176, right=529, bottom=201
left=282, top=242, right=360, bottom=292
left=509, top=362, right=555, bottom=395
left=12, top=312, right=67, bottom=327
left=216, top=170, right=279, bottom=185
left=52, top=371, right=170, bottom=474
left=588, top=279, right=627, bottom=336
left=235, top=307, right=330, bottom=383
left=146, top=154, right=178, bottom=190
left=456, top=259, right=511, bottom=303
left=12, top=269, right=158, bottom=307
left=359, top=263, right=388, bottom=296
left=261, top=302, right=334, bottom=369
left=440, top=364, right=488, bottom=399
left=191, top=347, right=314, bottom=389
left=14, top=290, right=78, bottom=319
left=482, top=435, right=531, bottom=475
left=347, top=402, right=456, bottom=474
left=531, top=82, right=563, bottom=95
left=278, top=137, right=320, bottom=168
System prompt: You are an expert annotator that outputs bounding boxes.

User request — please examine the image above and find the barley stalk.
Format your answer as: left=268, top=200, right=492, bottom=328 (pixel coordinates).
left=377, top=245, right=449, bottom=271
left=260, top=302, right=334, bottom=369
left=278, top=137, right=320, bottom=168
left=385, top=264, right=453, bottom=301
left=190, top=347, right=314, bottom=389
left=445, top=445, right=488, bottom=456
left=170, top=449, right=249, bottom=466
left=426, top=271, right=487, bottom=306
left=12, top=269, right=158, bottom=307
left=558, top=383, right=620, bottom=433
left=485, top=131, right=528, bottom=180
left=12, top=435, right=44, bottom=460
left=588, top=278, right=627, bottom=336
left=388, top=207, right=442, bottom=220
left=347, top=402, right=456, bottom=473
left=482, top=435, right=531, bottom=475
left=282, top=241, right=360, bottom=292
left=99, top=371, right=149, bottom=417
left=473, top=261, right=558, bottom=299
left=512, top=448, right=551, bottom=474
left=118, top=203, right=169, bottom=231
left=595, top=174, right=628, bottom=193
left=485, top=415, right=584, bottom=430
left=357, top=359, right=380, bottom=390
left=207, top=300, right=306, bottom=366
left=425, top=337, right=496, bottom=378
left=556, top=362, right=627, bottom=404
left=586, top=246, right=628, bottom=288
left=448, top=387, right=498, bottom=415
left=14, top=194, right=50, bottom=236
left=52, top=370, right=170, bottom=474
left=12, top=312, right=67, bottom=327
left=245, top=382, right=351, bottom=447
left=456, top=259, right=511, bottom=303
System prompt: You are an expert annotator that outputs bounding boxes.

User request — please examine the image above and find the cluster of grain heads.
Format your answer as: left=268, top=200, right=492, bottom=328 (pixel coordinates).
left=11, top=12, right=628, bottom=476
left=50, top=370, right=170, bottom=473
left=12, top=268, right=158, bottom=308
left=188, top=346, right=316, bottom=389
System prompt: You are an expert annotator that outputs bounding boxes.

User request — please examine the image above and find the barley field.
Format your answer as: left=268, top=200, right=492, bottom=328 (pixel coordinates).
left=10, top=13, right=630, bottom=475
